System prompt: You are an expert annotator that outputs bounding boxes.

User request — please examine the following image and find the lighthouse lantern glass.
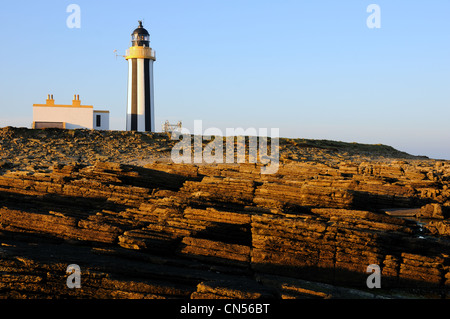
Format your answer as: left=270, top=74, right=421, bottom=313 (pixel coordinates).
left=132, top=34, right=149, bottom=41
left=131, top=34, right=150, bottom=47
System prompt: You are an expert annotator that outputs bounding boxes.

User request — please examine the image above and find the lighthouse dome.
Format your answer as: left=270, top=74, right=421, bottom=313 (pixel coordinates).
left=131, top=21, right=150, bottom=47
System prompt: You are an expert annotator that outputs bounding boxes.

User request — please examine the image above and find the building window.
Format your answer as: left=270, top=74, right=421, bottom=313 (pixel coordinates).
left=96, top=115, right=101, bottom=127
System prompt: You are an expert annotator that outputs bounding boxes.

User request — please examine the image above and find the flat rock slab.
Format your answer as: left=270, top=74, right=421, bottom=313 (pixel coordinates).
left=383, top=208, right=420, bottom=217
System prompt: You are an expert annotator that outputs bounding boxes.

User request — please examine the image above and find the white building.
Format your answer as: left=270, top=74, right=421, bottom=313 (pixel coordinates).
left=33, top=94, right=109, bottom=130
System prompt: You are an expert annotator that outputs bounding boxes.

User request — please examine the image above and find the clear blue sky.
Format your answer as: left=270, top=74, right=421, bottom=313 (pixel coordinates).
left=0, top=0, right=449, bottom=159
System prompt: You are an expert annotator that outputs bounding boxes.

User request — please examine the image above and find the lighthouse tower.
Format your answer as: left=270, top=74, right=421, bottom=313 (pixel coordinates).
left=126, top=21, right=156, bottom=132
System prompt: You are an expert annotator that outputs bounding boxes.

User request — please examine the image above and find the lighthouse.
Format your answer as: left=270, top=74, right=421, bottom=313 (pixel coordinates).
left=126, top=21, right=156, bottom=132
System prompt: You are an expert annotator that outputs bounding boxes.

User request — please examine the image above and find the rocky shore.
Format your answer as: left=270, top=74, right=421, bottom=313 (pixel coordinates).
left=1, top=126, right=450, bottom=299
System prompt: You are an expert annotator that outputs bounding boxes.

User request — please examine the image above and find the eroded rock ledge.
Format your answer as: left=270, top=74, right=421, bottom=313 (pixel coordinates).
left=1, top=156, right=450, bottom=299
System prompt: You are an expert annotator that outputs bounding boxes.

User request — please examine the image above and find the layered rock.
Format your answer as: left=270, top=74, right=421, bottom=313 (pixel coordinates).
left=1, top=127, right=450, bottom=299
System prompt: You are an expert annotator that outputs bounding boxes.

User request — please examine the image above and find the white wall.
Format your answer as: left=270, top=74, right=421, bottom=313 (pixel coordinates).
left=93, top=111, right=110, bottom=130
left=33, top=106, right=93, bottom=129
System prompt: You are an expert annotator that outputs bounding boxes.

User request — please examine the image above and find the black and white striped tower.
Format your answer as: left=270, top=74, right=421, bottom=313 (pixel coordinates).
left=126, top=21, right=156, bottom=132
